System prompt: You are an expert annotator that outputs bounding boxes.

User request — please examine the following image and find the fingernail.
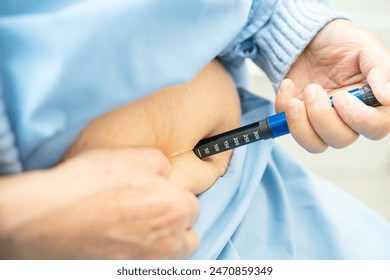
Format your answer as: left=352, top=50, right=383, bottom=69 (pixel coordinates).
left=279, top=79, right=291, bottom=93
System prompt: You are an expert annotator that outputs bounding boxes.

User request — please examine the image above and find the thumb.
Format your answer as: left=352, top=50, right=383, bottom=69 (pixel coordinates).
left=359, top=40, right=390, bottom=105
left=119, top=147, right=171, bottom=177
left=366, top=64, right=390, bottom=106
left=61, top=147, right=171, bottom=182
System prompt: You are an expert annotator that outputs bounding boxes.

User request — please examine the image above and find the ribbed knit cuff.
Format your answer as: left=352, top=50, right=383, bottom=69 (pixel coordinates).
left=253, top=0, right=350, bottom=90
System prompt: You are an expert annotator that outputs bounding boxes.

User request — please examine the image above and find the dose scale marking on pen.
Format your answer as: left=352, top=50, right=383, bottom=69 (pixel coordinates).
left=193, top=85, right=381, bottom=159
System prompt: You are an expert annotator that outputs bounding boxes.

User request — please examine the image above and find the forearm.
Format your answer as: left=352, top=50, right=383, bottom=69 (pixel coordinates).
left=0, top=159, right=105, bottom=257
left=0, top=171, right=53, bottom=235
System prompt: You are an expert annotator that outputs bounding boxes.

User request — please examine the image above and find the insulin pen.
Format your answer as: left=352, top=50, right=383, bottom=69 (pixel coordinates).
left=193, top=84, right=381, bottom=159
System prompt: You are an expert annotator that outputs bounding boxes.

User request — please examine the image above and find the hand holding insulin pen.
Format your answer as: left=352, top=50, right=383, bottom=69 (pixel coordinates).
left=194, top=84, right=381, bottom=159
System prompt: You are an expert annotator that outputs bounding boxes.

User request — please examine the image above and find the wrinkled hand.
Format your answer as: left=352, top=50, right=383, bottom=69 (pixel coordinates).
left=275, top=20, right=390, bottom=152
left=0, top=148, right=199, bottom=259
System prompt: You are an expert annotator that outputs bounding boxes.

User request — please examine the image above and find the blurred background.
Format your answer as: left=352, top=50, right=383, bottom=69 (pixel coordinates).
left=248, top=0, right=390, bottom=221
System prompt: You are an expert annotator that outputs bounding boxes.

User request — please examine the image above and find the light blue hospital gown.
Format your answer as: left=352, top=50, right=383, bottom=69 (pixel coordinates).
left=1, top=0, right=389, bottom=259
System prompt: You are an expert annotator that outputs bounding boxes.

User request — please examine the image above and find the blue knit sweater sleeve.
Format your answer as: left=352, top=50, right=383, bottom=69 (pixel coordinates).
left=219, top=0, right=349, bottom=90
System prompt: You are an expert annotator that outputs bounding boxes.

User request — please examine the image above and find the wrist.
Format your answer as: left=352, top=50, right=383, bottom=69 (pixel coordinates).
left=0, top=170, right=54, bottom=235
left=255, top=0, right=350, bottom=90
left=0, top=169, right=57, bottom=259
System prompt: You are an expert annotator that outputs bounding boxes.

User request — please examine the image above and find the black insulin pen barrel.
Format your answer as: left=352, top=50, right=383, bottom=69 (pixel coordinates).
left=193, top=84, right=381, bottom=159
